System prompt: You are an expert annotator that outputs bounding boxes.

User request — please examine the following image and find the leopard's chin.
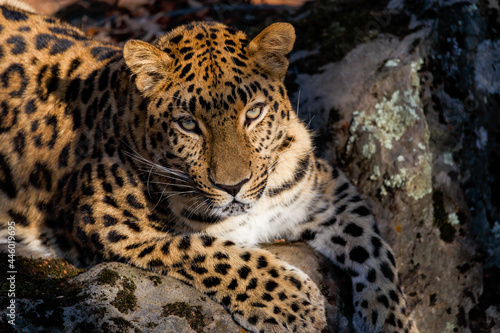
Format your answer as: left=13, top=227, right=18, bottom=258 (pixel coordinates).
left=211, top=200, right=254, bottom=217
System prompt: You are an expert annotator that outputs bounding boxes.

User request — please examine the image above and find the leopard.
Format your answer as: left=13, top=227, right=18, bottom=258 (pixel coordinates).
left=0, top=4, right=419, bottom=333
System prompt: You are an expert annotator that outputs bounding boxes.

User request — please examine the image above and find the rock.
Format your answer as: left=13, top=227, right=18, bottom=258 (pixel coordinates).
left=0, top=244, right=351, bottom=333
left=288, top=0, right=500, bottom=331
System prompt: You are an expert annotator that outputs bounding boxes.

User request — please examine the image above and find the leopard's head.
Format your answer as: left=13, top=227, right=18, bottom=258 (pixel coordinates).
left=124, top=22, right=312, bottom=224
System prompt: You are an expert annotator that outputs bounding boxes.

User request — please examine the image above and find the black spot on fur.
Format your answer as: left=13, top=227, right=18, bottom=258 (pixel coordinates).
left=221, top=296, right=231, bottom=307
left=349, top=246, right=369, bottom=264
left=227, top=279, right=238, bottom=290
left=191, top=264, right=208, bottom=275
left=67, top=58, right=82, bottom=77
left=352, top=205, right=371, bottom=216
left=389, top=290, right=399, bottom=304
left=321, top=216, right=337, bottom=227
left=124, top=220, right=141, bottom=232
left=161, top=241, right=171, bottom=255
left=170, top=35, right=183, bottom=44
left=107, top=230, right=128, bottom=242
left=178, top=235, right=191, bottom=250
left=300, top=229, right=316, bottom=240
left=90, top=233, right=104, bottom=250
left=1, top=7, right=28, bottom=21
left=49, top=27, right=88, bottom=40
left=262, top=293, right=273, bottom=301
left=265, top=280, right=278, bottom=292
left=35, top=34, right=74, bottom=55
left=334, top=183, right=349, bottom=196
left=367, top=269, right=377, bottom=283
left=377, top=294, right=389, bottom=308
left=98, top=67, right=110, bottom=90
left=344, top=223, right=364, bottom=237
left=29, top=163, right=52, bottom=191
left=13, top=130, right=25, bottom=156
left=387, top=250, right=396, bottom=266
left=214, top=252, right=229, bottom=260
left=356, top=283, right=366, bottom=292
left=336, top=254, right=345, bottom=264
left=238, top=266, right=251, bottom=279
left=103, top=214, right=118, bottom=226
left=371, top=236, right=382, bottom=257
left=80, top=204, right=95, bottom=225
left=331, top=236, right=347, bottom=246
left=24, top=99, right=37, bottom=114
left=81, top=70, right=98, bottom=104
left=202, top=276, right=221, bottom=288
left=371, top=310, right=378, bottom=326
left=236, top=293, right=249, bottom=302
left=126, top=194, right=145, bottom=209
left=138, top=245, right=155, bottom=258
left=0, top=153, right=17, bottom=198
left=387, top=312, right=396, bottom=326
left=7, top=35, right=26, bottom=54
left=335, top=204, right=347, bottom=215
left=149, top=259, right=163, bottom=267
left=65, top=78, right=81, bottom=103
left=240, top=252, right=251, bottom=261
left=179, top=64, right=192, bottom=78
left=90, top=46, right=119, bottom=61
left=59, top=144, right=70, bottom=167
left=380, top=262, right=395, bottom=282
left=1, top=63, right=27, bottom=97
left=257, top=256, right=268, bottom=269
left=289, top=276, right=302, bottom=290
left=200, top=234, right=215, bottom=247
left=246, top=278, right=257, bottom=290
left=8, top=209, right=28, bottom=226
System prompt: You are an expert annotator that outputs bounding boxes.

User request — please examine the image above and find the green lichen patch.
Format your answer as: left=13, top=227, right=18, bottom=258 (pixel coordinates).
left=110, top=277, right=137, bottom=314
left=109, top=316, right=134, bottom=331
left=98, top=268, right=120, bottom=285
left=348, top=88, right=421, bottom=153
left=0, top=255, right=85, bottom=303
left=148, top=275, right=162, bottom=286
left=162, top=302, right=206, bottom=333
left=146, top=322, right=158, bottom=329
left=433, top=190, right=456, bottom=243
left=346, top=59, right=433, bottom=200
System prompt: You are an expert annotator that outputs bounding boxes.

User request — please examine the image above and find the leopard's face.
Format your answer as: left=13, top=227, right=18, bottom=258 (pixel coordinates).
left=124, top=22, right=300, bottom=221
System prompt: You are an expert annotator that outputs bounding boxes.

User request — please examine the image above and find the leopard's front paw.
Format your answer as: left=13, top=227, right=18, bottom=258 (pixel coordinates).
left=228, top=259, right=326, bottom=333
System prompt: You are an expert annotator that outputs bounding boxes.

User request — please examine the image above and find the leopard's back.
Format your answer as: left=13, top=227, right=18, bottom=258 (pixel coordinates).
left=0, top=5, right=125, bottom=255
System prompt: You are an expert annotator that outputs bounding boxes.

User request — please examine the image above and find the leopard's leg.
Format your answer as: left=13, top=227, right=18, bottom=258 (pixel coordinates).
left=289, top=164, right=418, bottom=333
left=63, top=160, right=326, bottom=333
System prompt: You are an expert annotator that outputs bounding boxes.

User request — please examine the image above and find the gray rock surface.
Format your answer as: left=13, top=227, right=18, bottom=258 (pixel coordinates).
left=288, top=0, right=500, bottom=331
left=1, top=244, right=350, bottom=333
left=292, top=28, right=484, bottom=332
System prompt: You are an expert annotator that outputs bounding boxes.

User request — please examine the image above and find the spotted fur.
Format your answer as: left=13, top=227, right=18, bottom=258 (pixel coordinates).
left=0, top=5, right=418, bottom=332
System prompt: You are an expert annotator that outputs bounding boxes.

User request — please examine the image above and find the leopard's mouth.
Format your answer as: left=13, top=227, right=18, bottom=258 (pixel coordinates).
left=179, top=198, right=254, bottom=225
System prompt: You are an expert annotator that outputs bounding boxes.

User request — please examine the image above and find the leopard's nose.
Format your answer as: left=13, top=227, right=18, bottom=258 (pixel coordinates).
left=213, top=177, right=250, bottom=197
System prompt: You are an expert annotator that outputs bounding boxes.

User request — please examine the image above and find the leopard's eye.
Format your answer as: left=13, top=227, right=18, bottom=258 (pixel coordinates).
left=246, top=107, right=262, bottom=120
left=178, top=118, right=198, bottom=132
left=245, top=105, right=265, bottom=126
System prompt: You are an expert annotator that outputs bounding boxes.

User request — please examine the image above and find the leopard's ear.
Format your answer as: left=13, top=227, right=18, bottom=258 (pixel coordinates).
left=123, top=40, right=172, bottom=96
left=247, top=22, right=295, bottom=80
